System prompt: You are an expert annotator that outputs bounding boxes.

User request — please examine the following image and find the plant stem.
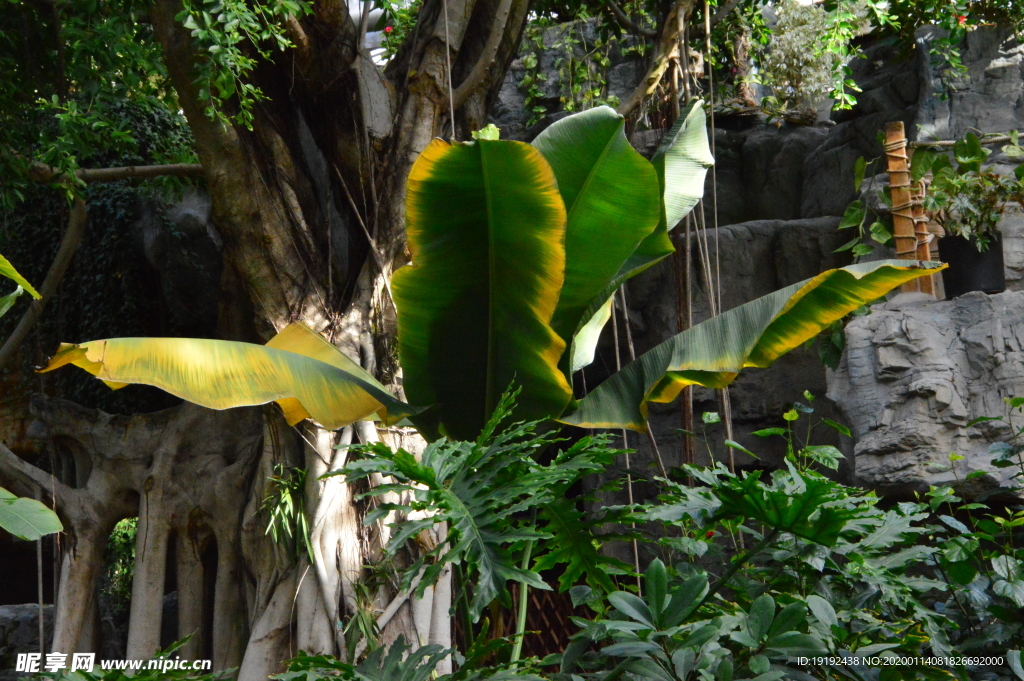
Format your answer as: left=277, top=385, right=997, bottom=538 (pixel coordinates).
left=699, top=528, right=780, bottom=609
left=509, top=536, right=536, bottom=665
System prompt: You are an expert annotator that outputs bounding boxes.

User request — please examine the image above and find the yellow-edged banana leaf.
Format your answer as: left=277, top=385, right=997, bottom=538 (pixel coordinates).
left=559, top=260, right=944, bottom=430
left=532, top=107, right=660, bottom=351
left=0, top=253, right=40, bottom=299
left=40, top=323, right=417, bottom=429
left=0, top=486, right=63, bottom=541
left=395, top=138, right=573, bottom=441
left=567, top=100, right=714, bottom=373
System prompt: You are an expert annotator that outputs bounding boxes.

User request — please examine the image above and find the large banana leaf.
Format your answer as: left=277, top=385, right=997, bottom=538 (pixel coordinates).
left=532, top=107, right=660, bottom=350
left=394, top=138, right=573, bottom=440
left=40, top=323, right=416, bottom=429
left=0, top=252, right=41, bottom=299
left=560, top=261, right=944, bottom=430
left=567, top=101, right=713, bottom=373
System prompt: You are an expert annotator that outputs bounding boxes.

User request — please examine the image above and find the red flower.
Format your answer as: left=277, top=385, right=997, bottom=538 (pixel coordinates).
left=705, top=530, right=715, bottom=539
left=956, top=14, right=967, bottom=25
left=385, top=25, right=394, bottom=33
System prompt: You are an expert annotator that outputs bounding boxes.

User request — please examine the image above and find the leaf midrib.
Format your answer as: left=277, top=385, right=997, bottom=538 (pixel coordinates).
left=481, top=142, right=497, bottom=423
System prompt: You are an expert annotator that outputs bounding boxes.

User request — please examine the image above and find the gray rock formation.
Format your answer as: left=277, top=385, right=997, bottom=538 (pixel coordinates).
left=0, top=604, right=53, bottom=680
left=827, top=290, right=1024, bottom=498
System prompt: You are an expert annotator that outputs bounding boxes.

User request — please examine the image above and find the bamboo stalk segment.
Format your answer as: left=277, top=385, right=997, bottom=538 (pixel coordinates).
left=884, top=121, right=921, bottom=294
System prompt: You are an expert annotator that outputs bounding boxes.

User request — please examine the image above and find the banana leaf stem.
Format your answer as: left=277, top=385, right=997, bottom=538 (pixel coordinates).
left=509, top=519, right=537, bottom=665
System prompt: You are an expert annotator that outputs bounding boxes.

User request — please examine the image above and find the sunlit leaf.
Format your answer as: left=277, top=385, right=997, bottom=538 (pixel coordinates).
left=0, top=486, right=63, bottom=541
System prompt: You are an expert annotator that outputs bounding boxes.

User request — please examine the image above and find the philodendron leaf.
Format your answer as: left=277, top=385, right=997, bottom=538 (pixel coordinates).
left=0, top=487, right=63, bottom=540
left=559, top=260, right=944, bottom=430
left=395, top=138, right=573, bottom=440
left=41, top=323, right=418, bottom=429
left=532, top=106, right=660, bottom=367
left=0, top=253, right=40, bottom=299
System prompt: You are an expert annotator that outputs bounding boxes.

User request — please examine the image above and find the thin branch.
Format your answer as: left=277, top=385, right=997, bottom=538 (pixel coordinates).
left=0, top=199, right=86, bottom=373
left=452, top=0, right=515, bottom=109
left=605, top=0, right=656, bottom=37
left=28, top=161, right=205, bottom=184
left=616, top=0, right=694, bottom=116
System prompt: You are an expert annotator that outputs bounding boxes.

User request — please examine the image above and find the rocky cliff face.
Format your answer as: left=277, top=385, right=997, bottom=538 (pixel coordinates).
left=828, top=291, right=1024, bottom=498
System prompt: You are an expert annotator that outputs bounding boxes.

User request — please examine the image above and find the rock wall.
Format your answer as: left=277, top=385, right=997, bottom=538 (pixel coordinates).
left=827, top=291, right=1024, bottom=498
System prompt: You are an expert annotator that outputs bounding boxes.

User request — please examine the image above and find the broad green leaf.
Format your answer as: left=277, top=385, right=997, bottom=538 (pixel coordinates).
left=609, top=591, right=655, bottom=628
left=747, top=594, right=775, bottom=643
left=533, top=107, right=660, bottom=354
left=0, top=486, right=63, bottom=540
left=41, top=323, right=417, bottom=429
left=567, top=100, right=712, bottom=372
left=645, top=558, right=668, bottom=626
left=806, top=595, right=837, bottom=630
left=559, top=260, right=944, bottom=430
left=395, top=138, right=573, bottom=440
left=663, top=573, right=709, bottom=628
left=0, top=252, right=40, bottom=299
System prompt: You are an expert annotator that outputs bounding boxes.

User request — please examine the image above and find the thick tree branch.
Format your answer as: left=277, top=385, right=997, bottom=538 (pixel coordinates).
left=28, top=161, right=205, bottom=184
left=0, top=441, right=71, bottom=504
left=452, top=0, right=515, bottom=109
left=616, top=0, right=694, bottom=116
left=605, top=0, right=656, bottom=38
left=0, top=198, right=86, bottom=372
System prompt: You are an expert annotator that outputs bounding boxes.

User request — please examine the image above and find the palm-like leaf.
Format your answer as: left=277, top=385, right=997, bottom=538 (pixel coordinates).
left=566, top=101, right=713, bottom=373
left=561, top=260, right=944, bottom=430
left=40, top=323, right=416, bottom=429
left=395, top=138, right=573, bottom=440
left=532, top=107, right=660, bottom=355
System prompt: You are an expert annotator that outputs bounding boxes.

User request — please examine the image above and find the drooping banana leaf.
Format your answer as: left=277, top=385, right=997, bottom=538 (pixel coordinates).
left=567, top=100, right=714, bottom=372
left=40, top=323, right=417, bottom=429
left=394, top=138, right=573, bottom=441
left=0, top=486, right=63, bottom=541
left=0, top=253, right=40, bottom=299
left=560, top=260, right=944, bottom=430
left=532, top=107, right=660, bottom=351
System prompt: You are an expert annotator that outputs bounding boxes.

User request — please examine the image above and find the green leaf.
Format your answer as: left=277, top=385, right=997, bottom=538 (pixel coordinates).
left=0, top=252, right=40, bottom=299
left=561, top=261, right=942, bottom=430
left=747, top=594, right=775, bottom=643
left=395, top=138, right=573, bottom=439
left=1007, top=650, right=1024, bottom=681
left=853, top=156, right=867, bottom=191
left=472, top=123, right=501, bottom=140
left=750, top=655, right=770, bottom=675
left=43, top=323, right=417, bottom=430
left=911, top=149, right=936, bottom=183
left=805, top=595, right=837, bottom=630
left=0, top=286, right=25, bottom=320
left=569, top=295, right=613, bottom=373
left=715, top=470, right=856, bottom=547
left=533, top=107, right=660, bottom=363
left=534, top=496, right=629, bottom=594
left=703, top=411, right=722, bottom=424
left=821, top=418, right=851, bottom=437
left=839, top=200, right=865, bottom=230
left=566, top=100, right=712, bottom=373
left=609, top=591, right=655, bottom=629
left=664, top=573, right=709, bottom=627
left=0, top=487, right=63, bottom=540
left=645, top=558, right=668, bottom=626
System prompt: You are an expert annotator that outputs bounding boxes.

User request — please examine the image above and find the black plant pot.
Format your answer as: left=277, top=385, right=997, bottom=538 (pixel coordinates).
left=937, top=234, right=1006, bottom=300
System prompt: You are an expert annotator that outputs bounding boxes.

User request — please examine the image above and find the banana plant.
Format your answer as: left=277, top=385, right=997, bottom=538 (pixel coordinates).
left=0, top=253, right=63, bottom=541
left=41, top=103, right=942, bottom=441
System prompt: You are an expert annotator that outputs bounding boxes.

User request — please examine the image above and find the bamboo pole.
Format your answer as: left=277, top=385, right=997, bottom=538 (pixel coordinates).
left=883, top=122, right=921, bottom=294
left=910, top=179, right=935, bottom=296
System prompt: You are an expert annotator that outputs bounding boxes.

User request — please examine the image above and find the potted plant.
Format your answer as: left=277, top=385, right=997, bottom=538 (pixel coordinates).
left=916, top=132, right=1024, bottom=299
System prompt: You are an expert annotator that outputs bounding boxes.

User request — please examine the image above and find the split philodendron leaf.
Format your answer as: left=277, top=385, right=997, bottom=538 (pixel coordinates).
left=42, top=105, right=941, bottom=440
